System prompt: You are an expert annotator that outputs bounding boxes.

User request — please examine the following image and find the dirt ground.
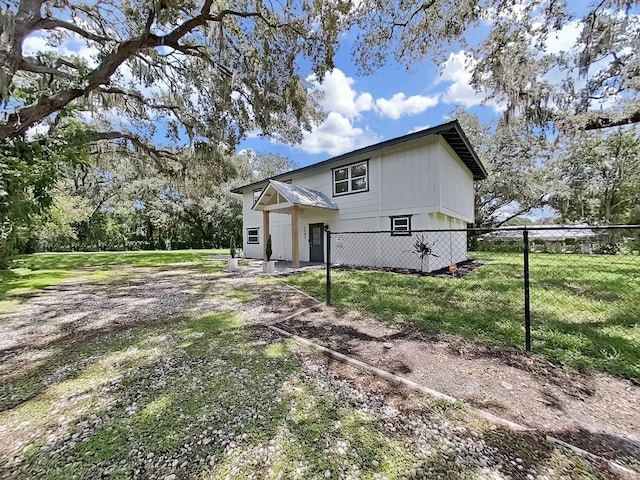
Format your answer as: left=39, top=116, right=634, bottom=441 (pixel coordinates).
left=239, top=278, right=640, bottom=472
left=1, top=263, right=639, bottom=478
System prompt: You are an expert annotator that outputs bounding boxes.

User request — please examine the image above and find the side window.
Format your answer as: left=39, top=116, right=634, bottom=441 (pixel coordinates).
left=247, top=228, right=259, bottom=244
left=390, top=215, right=412, bottom=236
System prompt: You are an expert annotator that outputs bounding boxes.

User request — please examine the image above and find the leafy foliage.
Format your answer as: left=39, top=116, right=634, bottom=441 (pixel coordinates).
left=550, top=128, right=640, bottom=224
left=351, top=0, right=640, bottom=131
left=22, top=150, right=294, bottom=253
left=0, top=0, right=348, bottom=153
left=265, top=234, right=272, bottom=261
left=0, top=127, right=89, bottom=266
left=454, top=109, right=552, bottom=227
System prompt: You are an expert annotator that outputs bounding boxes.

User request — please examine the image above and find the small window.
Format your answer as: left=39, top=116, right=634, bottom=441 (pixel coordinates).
left=247, top=228, right=259, bottom=244
left=253, top=188, right=263, bottom=204
left=333, top=161, right=368, bottom=196
left=390, top=215, right=412, bottom=236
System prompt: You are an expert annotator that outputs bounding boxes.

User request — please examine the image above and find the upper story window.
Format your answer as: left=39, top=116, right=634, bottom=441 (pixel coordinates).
left=253, top=188, right=263, bottom=204
left=390, top=215, right=412, bottom=236
left=333, top=161, right=368, bottom=196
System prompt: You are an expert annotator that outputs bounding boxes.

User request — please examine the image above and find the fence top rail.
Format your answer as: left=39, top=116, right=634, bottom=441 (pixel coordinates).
left=327, top=225, right=640, bottom=235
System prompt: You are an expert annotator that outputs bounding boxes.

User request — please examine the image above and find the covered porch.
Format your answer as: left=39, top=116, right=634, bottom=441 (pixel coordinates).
left=252, top=180, right=338, bottom=267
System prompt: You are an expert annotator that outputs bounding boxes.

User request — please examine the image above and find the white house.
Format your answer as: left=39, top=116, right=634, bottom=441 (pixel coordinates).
left=231, top=120, right=487, bottom=272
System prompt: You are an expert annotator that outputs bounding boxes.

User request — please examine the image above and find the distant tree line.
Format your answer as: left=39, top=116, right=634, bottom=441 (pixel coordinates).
left=455, top=109, right=640, bottom=228
left=2, top=144, right=292, bottom=265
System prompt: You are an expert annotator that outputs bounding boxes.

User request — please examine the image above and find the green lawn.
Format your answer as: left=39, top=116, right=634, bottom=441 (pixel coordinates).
left=286, top=252, right=640, bottom=383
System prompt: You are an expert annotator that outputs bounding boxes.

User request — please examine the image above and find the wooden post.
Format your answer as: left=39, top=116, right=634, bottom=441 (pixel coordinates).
left=262, top=210, right=270, bottom=260
left=291, top=205, right=300, bottom=268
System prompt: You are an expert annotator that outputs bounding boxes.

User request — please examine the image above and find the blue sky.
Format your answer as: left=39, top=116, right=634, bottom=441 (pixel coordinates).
left=238, top=41, right=499, bottom=168
left=237, top=12, right=585, bottom=168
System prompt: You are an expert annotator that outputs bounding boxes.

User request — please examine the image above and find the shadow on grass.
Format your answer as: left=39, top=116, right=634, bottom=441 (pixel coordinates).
left=0, top=310, right=477, bottom=479
left=0, top=251, right=227, bottom=316
left=285, top=261, right=640, bottom=384
left=1, top=311, right=301, bottom=478
left=0, top=300, right=621, bottom=478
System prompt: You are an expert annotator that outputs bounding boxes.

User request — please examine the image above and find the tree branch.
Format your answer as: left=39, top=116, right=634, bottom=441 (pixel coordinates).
left=34, top=17, right=110, bottom=43
left=392, top=0, right=436, bottom=28
left=583, top=109, right=640, bottom=130
left=19, top=58, right=76, bottom=79
left=84, top=131, right=173, bottom=157
left=96, top=86, right=181, bottom=113
left=0, top=7, right=280, bottom=139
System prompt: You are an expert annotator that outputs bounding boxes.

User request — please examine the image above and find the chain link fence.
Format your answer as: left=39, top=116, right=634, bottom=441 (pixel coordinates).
left=324, top=225, right=640, bottom=361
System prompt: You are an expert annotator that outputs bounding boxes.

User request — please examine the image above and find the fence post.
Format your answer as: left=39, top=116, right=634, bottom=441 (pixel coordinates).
left=523, top=227, right=531, bottom=352
left=325, top=225, right=331, bottom=306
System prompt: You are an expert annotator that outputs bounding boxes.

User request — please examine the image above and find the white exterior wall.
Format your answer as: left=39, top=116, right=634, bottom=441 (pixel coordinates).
left=439, top=138, right=475, bottom=223
left=238, top=134, right=475, bottom=272
left=331, top=214, right=467, bottom=272
left=379, top=137, right=440, bottom=217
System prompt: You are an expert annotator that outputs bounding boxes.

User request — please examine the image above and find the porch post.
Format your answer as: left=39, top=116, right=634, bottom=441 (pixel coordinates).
left=291, top=205, right=300, bottom=268
left=262, top=210, right=270, bottom=260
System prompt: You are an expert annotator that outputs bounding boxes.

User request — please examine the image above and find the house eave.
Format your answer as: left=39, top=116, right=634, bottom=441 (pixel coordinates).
left=230, top=120, right=487, bottom=194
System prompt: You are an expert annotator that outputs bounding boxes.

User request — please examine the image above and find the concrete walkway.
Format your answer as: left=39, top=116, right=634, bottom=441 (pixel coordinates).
left=222, top=257, right=325, bottom=276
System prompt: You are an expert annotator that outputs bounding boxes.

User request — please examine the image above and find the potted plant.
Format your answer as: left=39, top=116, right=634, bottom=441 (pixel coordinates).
left=228, top=237, right=239, bottom=270
left=263, top=234, right=276, bottom=273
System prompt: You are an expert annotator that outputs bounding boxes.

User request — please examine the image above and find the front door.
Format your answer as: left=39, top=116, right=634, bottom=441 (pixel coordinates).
left=309, top=223, right=324, bottom=263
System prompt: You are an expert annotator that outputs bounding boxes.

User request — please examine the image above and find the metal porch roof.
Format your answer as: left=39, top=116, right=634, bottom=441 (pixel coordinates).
left=253, top=180, right=338, bottom=211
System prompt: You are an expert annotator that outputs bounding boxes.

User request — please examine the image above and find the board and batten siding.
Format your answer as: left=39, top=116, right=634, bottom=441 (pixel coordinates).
left=380, top=136, right=440, bottom=219
left=438, top=138, right=475, bottom=223
left=238, top=133, right=475, bottom=270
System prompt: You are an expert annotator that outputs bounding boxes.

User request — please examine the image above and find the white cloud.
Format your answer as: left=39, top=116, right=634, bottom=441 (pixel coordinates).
left=375, top=93, right=439, bottom=119
left=307, top=68, right=373, bottom=119
left=408, top=124, right=430, bottom=134
left=299, top=112, right=378, bottom=156
left=22, top=32, right=99, bottom=67
left=437, top=51, right=506, bottom=112
left=22, top=34, right=49, bottom=55
left=544, top=20, right=581, bottom=54
left=438, top=51, right=486, bottom=108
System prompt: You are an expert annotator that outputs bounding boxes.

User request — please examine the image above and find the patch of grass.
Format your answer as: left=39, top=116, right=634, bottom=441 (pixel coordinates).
left=420, top=396, right=464, bottom=417
left=225, top=286, right=258, bottom=303
left=285, top=252, right=640, bottom=382
left=8, top=306, right=460, bottom=479
left=0, top=249, right=226, bottom=302
left=12, top=249, right=226, bottom=270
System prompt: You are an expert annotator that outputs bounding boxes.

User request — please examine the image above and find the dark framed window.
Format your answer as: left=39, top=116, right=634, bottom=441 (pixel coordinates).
left=247, top=228, right=259, bottom=244
left=390, top=215, right=412, bottom=236
left=332, top=160, right=368, bottom=196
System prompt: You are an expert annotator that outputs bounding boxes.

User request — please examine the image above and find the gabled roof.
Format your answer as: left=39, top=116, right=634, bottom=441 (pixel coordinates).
left=231, top=120, right=487, bottom=194
left=253, top=180, right=339, bottom=211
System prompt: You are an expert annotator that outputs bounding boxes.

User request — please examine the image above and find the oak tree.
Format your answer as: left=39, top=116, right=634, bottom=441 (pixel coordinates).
left=1, top=0, right=347, bottom=152
left=351, top=0, right=640, bottom=131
